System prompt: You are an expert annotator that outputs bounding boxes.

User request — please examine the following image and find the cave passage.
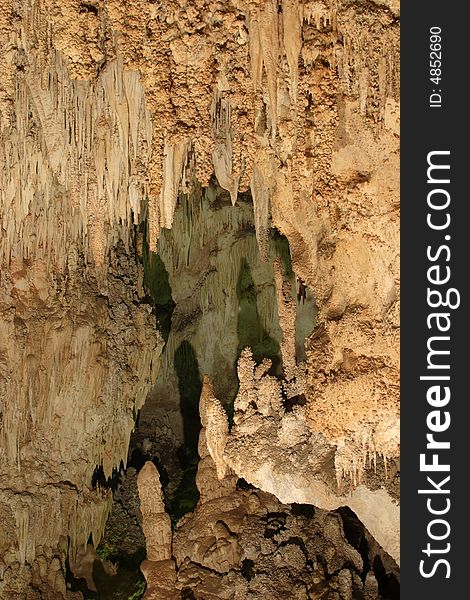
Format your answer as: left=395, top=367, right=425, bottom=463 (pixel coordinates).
left=77, top=180, right=316, bottom=598
left=141, top=241, right=175, bottom=343
left=134, top=180, right=315, bottom=521
left=171, top=340, right=202, bottom=522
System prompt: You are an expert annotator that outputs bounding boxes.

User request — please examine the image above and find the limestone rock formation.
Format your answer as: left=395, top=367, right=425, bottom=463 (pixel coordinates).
left=225, top=349, right=400, bottom=564
left=200, top=375, right=231, bottom=481
left=1, top=0, right=399, bottom=596
left=194, top=349, right=399, bottom=564
left=135, top=408, right=398, bottom=599
left=0, top=253, right=162, bottom=597
left=1, top=2, right=164, bottom=593
left=196, top=378, right=238, bottom=505
left=137, top=461, right=178, bottom=600
left=137, top=462, right=173, bottom=563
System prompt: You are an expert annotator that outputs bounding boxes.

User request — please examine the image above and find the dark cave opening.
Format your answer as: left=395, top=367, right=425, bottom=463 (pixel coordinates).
left=142, top=237, right=175, bottom=344
left=90, top=463, right=123, bottom=493
left=337, top=506, right=372, bottom=578
left=270, top=227, right=316, bottom=364
left=65, top=528, right=147, bottom=600
left=174, top=341, right=202, bottom=458
left=270, top=227, right=294, bottom=279
left=70, top=460, right=149, bottom=599
left=236, top=477, right=255, bottom=492
left=79, top=2, right=99, bottom=16
left=241, top=558, right=255, bottom=581
left=337, top=506, right=400, bottom=600
left=66, top=562, right=97, bottom=600
left=291, top=503, right=316, bottom=519
left=91, top=558, right=147, bottom=600
left=282, top=391, right=308, bottom=413
left=372, top=555, right=400, bottom=600
left=171, top=340, right=202, bottom=522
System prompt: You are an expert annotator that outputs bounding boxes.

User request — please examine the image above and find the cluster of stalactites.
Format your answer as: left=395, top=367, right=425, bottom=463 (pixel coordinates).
left=334, top=416, right=400, bottom=493
left=0, top=53, right=153, bottom=272
left=13, top=486, right=112, bottom=569
left=0, top=306, right=159, bottom=477
left=146, top=0, right=307, bottom=258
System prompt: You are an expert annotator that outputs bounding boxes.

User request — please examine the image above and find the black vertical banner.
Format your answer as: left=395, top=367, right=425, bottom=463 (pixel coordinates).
left=401, top=3, right=468, bottom=598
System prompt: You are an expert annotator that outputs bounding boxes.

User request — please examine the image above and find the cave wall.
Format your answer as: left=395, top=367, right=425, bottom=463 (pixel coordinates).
left=0, top=2, right=165, bottom=595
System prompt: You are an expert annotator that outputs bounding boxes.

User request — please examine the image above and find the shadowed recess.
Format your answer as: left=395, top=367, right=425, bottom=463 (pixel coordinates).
left=171, top=340, right=202, bottom=522
left=236, top=258, right=281, bottom=373
left=141, top=221, right=175, bottom=343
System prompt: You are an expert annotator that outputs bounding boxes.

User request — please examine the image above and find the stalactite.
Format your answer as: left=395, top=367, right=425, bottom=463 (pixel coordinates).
left=282, top=0, right=303, bottom=105
left=159, top=141, right=191, bottom=230
left=255, top=0, right=279, bottom=139
left=212, top=90, right=239, bottom=205
left=250, top=161, right=272, bottom=261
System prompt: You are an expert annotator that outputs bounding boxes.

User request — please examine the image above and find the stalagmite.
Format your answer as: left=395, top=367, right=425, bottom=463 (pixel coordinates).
left=199, top=375, right=230, bottom=481
left=137, top=461, right=178, bottom=600
left=196, top=379, right=238, bottom=504
left=137, top=462, right=172, bottom=563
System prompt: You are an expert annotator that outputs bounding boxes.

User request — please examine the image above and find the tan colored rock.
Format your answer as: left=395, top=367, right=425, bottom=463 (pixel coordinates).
left=137, top=462, right=172, bottom=563
left=69, top=544, right=117, bottom=593
left=1, top=0, right=399, bottom=593
left=196, top=428, right=238, bottom=506
left=137, top=462, right=178, bottom=600
left=199, top=375, right=230, bottom=481
left=1, top=3, right=163, bottom=588
left=140, top=559, right=179, bottom=600
left=224, top=349, right=400, bottom=564
left=273, top=257, right=297, bottom=378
